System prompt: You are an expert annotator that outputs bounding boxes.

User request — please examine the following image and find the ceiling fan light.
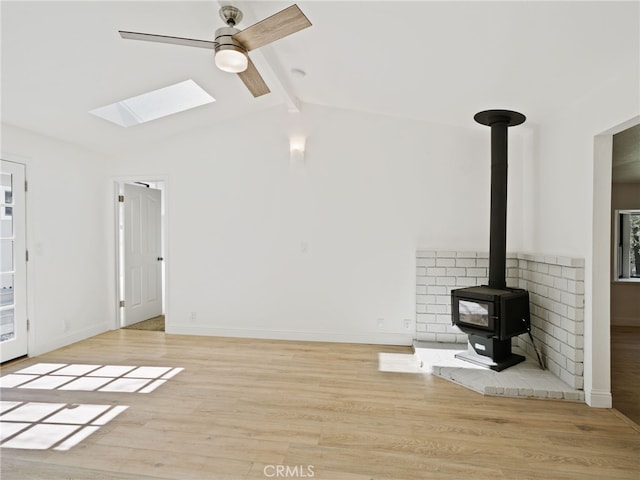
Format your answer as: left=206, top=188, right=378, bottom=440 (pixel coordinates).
left=215, top=48, right=248, bottom=73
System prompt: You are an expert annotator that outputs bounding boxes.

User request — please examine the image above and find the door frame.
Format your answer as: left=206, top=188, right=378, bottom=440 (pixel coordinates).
left=0, top=159, right=29, bottom=362
left=113, top=176, right=169, bottom=330
left=589, top=115, right=640, bottom=408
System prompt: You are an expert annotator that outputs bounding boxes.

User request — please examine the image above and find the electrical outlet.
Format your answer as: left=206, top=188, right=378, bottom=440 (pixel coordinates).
left=377, top=318, right=384, bottom=329
left=190, top=312, right=197, bottom=322
left=403, top=319, right=412, bottom=329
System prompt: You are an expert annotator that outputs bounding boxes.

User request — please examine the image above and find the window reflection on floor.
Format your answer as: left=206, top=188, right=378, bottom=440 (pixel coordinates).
left=377, top=352, right=424, bottom=373
left=0, top=401, right=128, bottom=450
left=0, top=363, right=183, bottom=393
left=0, top=363, right=184, bottom=451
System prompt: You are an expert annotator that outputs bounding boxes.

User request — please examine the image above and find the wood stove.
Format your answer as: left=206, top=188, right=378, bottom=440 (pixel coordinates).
left=451, top=109, right=530, bottom=371
left=452, top=285, right=530, bottom=370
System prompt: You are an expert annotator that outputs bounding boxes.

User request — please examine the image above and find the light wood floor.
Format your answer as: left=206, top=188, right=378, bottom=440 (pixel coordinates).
left=1, top=330, right=639, bottom=479
left=611, top=326, right=640, bottom=425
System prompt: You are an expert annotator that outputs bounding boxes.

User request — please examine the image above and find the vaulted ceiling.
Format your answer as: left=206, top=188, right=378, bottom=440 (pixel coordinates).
left=2, top=1, right=638, bottom=158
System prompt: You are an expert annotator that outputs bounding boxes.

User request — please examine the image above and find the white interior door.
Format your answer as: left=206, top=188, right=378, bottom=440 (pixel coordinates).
left=123, top=183, right=162, bottom=326
left=1, top=160, right=27, bottom=362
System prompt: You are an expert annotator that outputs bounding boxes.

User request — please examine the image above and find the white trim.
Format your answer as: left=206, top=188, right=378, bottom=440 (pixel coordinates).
left=588, top=115, right=640, bottom=408
left=0, top=158, right=29, bottom=361
left=113, top=181, right=122, bottom=330
left=0, top=153, right=33, bottom=359
left=613, top=278, right=640, bottom=284
left=167, top=324, right=414, bottom=346
left=112, top=175, right=169, bottom=331
left=587, top=133, right=613, bottom=408
left=585, top=389, right=613, bottom=409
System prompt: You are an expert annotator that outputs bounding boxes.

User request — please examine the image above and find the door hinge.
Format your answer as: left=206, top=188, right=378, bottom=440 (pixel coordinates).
left=118, top=195, right=124, bottom=203
left=25, top=180, right=28, bottom=192
left=26, top=250, right=29, bottom=262
left=27, top=319, right=30, bottom=331
left=119, top=300, right=125, bottom=308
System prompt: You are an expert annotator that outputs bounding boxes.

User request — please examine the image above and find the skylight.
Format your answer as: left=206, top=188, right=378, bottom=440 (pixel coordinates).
left=89, top=79, right=215, bottom=127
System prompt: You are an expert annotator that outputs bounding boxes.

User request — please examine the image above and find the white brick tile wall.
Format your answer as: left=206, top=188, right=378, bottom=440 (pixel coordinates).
left=416, top=250, right=585, bottom=390
left=436, top=258, right=456, bottom=267
left=456, top=258, right=476, bottom=267
left=417, top=258, right=436, bottom=267
left=512, top=253, right=585, bottom=390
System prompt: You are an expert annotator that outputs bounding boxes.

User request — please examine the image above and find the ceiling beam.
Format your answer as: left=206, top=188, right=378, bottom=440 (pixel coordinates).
left=218, top=0, right=300, bottom=113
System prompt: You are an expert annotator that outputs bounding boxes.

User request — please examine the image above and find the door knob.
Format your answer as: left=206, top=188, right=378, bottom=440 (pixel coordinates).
left=157, top=257, right=164, bottom=261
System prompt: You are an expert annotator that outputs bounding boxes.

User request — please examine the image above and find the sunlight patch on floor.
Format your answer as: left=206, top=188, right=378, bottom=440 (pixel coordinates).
left=377, top=352, right=424, bottom=373
left=0, top=363, right=183, bottom=393
left=0, top=363, right=185, bottom=450
left=0, top=401, right=128, bottom=450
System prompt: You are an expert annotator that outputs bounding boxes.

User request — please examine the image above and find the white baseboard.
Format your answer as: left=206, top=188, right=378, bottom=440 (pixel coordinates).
left=166, top=324, right=414, bottom=346
left=585, top=389, right=612, bottom=408
left=30, top=323, right=110, bottom=357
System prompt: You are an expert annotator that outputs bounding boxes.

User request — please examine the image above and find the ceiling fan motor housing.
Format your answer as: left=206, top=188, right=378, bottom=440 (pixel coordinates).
left=214, top=26, right=247, bottom=54
left=214, top=26, right=248, bottom=73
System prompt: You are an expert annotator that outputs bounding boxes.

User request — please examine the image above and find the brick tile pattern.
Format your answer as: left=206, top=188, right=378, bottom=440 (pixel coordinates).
left=515, top=253, right=585, bottom=390
left=416, top=250, right=585, bottom=390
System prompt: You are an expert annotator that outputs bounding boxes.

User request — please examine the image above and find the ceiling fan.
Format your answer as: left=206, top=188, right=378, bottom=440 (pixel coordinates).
left=119, top=4, right=311, bottom=98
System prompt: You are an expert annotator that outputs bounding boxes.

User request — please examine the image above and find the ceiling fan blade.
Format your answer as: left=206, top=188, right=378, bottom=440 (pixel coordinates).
left=119, top=31, right=217, bottom=50
left=233, top=4, right=311, bottom=52
left=237, top=58, right=270, bottom=97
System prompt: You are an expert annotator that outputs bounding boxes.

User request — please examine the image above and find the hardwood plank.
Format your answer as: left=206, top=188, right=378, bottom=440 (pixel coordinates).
left=1, top=330, right=638, bottom=479
left=0, top=457, right=166, bottom=480
left=611, top=325, right=640, bottom=425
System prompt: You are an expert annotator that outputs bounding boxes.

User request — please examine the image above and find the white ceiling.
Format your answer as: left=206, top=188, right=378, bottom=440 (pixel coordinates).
left=2, top=1, right=638, bottom=157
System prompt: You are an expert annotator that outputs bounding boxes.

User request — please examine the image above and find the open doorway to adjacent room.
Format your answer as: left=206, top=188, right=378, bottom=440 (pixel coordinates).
left=115, top=179, right=167, bottom=333
left=609, top=122, right=640, bottom=425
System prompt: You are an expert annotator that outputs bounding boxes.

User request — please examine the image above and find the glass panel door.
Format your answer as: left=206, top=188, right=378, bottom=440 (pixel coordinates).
left=1, top=161, right=27, bottom=362
left=1, top=172, right=16, bottom=342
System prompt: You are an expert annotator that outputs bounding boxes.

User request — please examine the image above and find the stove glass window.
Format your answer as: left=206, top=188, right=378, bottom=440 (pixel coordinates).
left=459, top=300, right=490, bottom=327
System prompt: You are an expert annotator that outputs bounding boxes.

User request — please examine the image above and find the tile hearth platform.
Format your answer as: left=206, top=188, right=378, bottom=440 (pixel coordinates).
left=413, top=341, right=584, bottom=402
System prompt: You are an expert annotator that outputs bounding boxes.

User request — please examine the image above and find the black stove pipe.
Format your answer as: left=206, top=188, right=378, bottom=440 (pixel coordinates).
left=474, top=110, right=526, bottom=290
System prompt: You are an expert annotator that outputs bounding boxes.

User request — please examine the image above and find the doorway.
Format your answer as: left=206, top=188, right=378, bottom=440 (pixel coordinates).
left=609, top=122, right=640, bottom=423
left=590, top=115, right=639, bottom=408
left=1, top=160, right=28, bottom=362
left=115, top=179, right=166, bottom=332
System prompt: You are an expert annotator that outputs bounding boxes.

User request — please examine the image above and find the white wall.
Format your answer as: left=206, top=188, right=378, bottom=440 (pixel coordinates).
left=3, top=64, right=634, bottom=410
left=108, top=103, right=526, bottom=344
left=522, top=59, right=640, bottom=407
left=1, top=124, right=113, bottom=356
